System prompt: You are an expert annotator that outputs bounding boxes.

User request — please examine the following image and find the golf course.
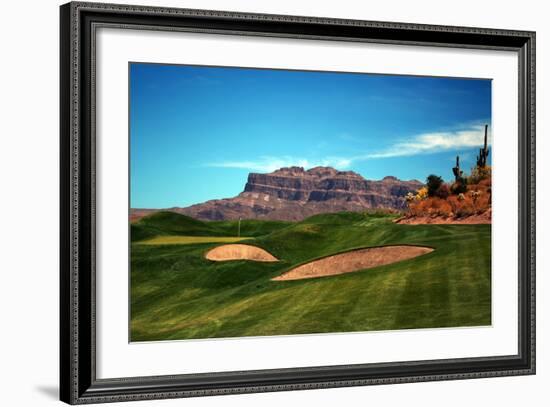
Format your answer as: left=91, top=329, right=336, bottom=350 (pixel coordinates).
left=130, top=211, right=491, bottom=342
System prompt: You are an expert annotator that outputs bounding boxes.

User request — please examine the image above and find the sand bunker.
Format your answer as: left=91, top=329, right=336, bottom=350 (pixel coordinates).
left=273, top=245, right=433, bottom=281
left=205, top=244, right=279, bottom=262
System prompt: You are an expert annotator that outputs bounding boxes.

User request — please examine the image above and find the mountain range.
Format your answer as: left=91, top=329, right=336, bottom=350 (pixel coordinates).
left=131, top=166, right=423, bottom=222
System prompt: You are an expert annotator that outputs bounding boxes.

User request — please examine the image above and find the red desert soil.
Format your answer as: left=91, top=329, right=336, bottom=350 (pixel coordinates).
left=205, top=244, right=279, bottom=262
left=272, top=245, right=433, bottom=281
left=395, top=209, right=491, bottom=225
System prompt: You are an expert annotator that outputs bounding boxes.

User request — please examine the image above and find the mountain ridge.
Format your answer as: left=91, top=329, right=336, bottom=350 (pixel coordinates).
left=131, top=166, right=423, bottom=222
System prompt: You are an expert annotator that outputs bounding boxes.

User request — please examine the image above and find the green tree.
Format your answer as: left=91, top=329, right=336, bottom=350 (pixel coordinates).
left=426, top=174, right=443, bottom=197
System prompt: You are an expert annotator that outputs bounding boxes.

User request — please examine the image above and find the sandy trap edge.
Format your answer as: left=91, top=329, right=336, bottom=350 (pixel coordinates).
left=272, top=245, right=434, bottom=281
left=205, top=244, right=279, bottom=262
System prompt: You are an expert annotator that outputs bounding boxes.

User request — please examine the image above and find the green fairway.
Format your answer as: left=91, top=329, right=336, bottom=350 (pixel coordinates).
left=138, top=236, right=253, bottom=245
left=130, top=211, right=491, bottom=341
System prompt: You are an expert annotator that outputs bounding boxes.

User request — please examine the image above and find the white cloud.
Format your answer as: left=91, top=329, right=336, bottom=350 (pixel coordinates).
left=206, top=156, right=352, bottom=173
left=205, top=123, right=490, bottom=172
left=366, top=124, right=491, bottom=159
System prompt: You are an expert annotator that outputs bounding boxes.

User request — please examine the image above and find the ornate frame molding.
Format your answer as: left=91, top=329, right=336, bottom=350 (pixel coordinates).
left=60, top=2, right=535, bottom=404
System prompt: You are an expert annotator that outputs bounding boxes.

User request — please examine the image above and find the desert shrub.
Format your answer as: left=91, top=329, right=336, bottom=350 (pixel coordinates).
left=406, top=197, right=453, bottom=217
left=466, top=188, right=490, bottom=214
left=407, top=204, right=419, bottom=217
left=470, top=189, right=481, bottom=207
left=406, top=201, right=420, bottom=216
left=407, top=193, right=430, bottom=216
left=428, top=197, right=452, bottom=217
left=476, top=193, right=490, bottom=214
left=405, top=192, right=416, bottom=205
left=451, top=179, right=468, bottom=195
left=434, top=183, right=450, bottom=200
left=469, top=165, right=492, bottom=184
left=426, top=175, right=444, bottom=197
left=416, top=187, right=428, bottom=200
left=406, top=169, right=491, bottom=219
left=447, top=195, right=459, bottom=214
left=479, top=177, right=492, bottom=188
left=455, top=202, right=475, bottom=218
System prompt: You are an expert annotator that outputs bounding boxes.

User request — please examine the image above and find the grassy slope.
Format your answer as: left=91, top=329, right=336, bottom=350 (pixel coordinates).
left=131, top=211, right=292, bottom=242
left=210, top=219, right=293, bottom=237
left=130, top=212, right=491, bottom=341
left=137, top=236, right=253, bottom=245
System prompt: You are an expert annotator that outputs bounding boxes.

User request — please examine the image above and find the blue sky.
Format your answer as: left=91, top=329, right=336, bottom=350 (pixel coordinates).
left=130, top=63, right=491, bottom=209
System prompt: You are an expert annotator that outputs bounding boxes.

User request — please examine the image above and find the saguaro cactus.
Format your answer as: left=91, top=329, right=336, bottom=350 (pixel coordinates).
left=476, top=124, right=490, bottom=168
left=452, top=156, right=463, bottom=182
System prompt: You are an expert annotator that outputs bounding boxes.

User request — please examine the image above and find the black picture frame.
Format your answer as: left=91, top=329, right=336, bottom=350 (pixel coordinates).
left=60, top=2, right=536, bottom=404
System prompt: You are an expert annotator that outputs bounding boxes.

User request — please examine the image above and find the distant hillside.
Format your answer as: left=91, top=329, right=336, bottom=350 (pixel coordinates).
left=131, top=166, right=423, bottom=222
left=131, top=211, right=223, bottom=242
left=131, top=211, right=291, bottom=242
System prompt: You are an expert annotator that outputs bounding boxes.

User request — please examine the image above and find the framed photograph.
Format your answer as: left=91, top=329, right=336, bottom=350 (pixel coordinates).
left=60, top=1, right=535, bottom=404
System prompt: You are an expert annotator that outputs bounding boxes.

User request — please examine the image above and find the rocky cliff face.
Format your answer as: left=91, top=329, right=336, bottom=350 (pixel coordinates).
left=169, top=166, right=423, bottom=221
